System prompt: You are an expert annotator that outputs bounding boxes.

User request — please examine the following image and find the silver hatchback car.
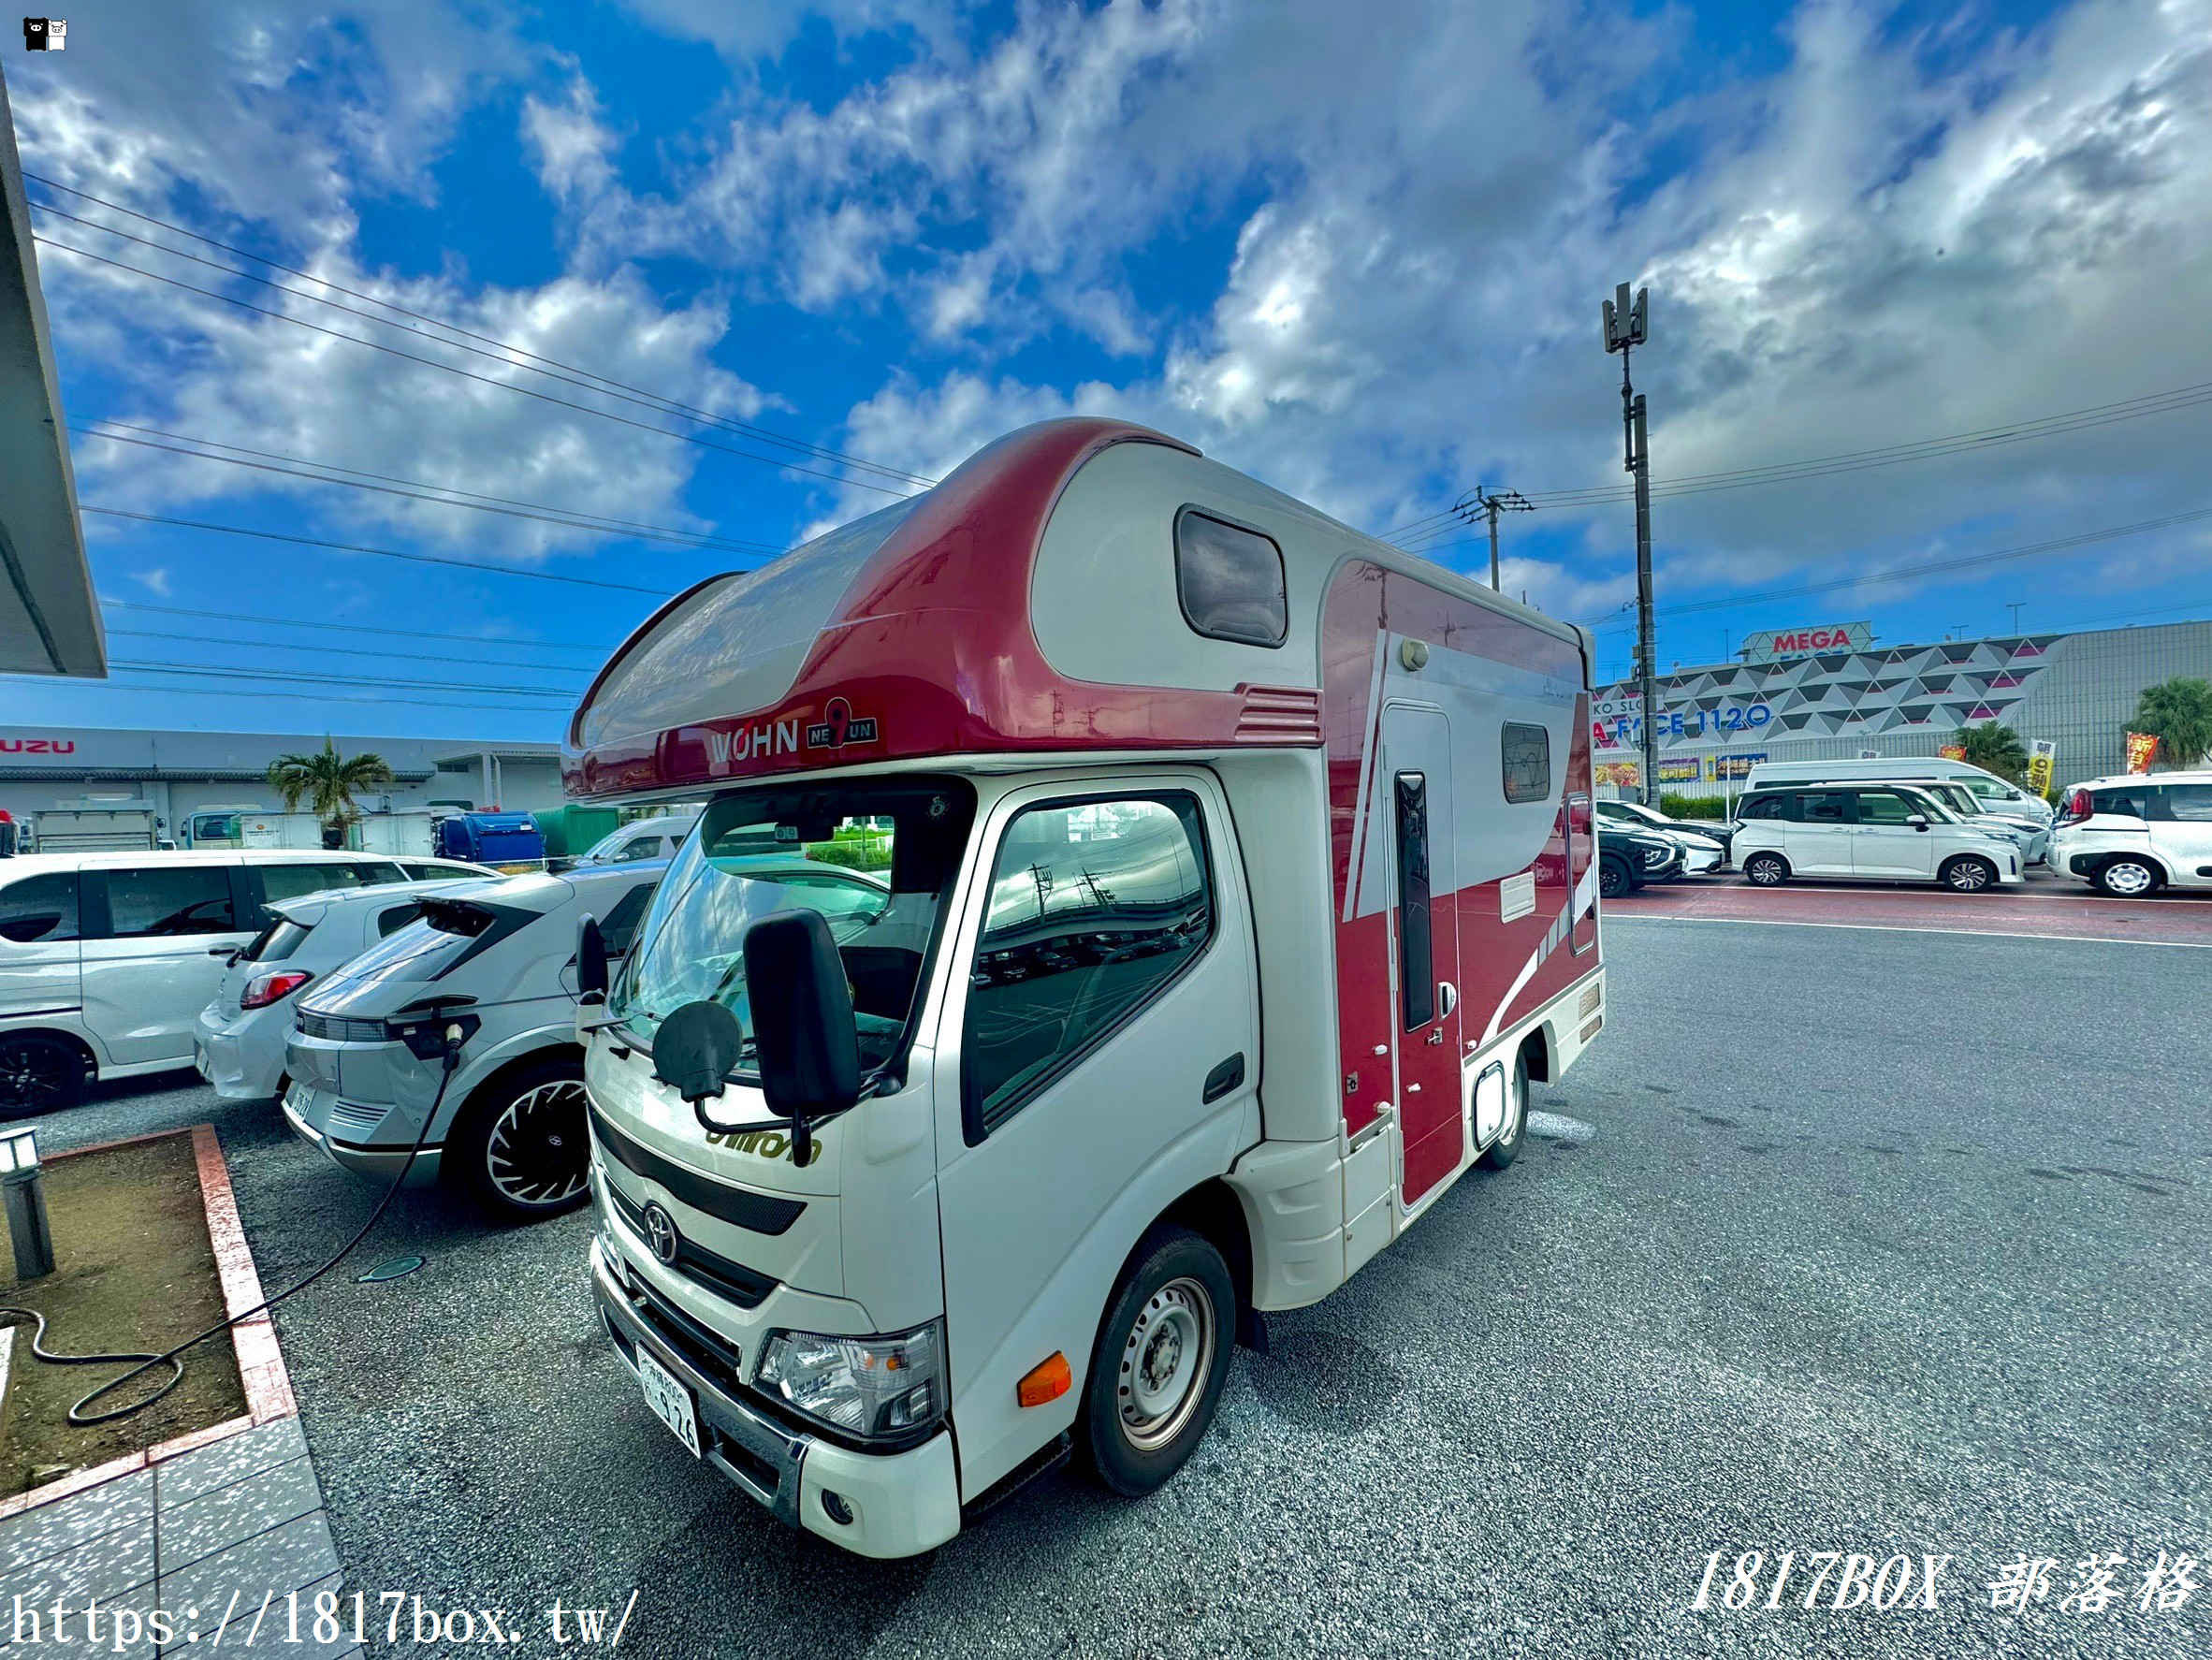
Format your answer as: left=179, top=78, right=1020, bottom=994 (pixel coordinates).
left=281, top=862, right=665, bottom=1218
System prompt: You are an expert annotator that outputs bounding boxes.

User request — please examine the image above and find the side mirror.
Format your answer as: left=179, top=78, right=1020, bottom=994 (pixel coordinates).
left=651, top=999, right=746, bottom=1104
left=743, top=910, right=861, bottom=1118
left=1906, top=815, right=1928, bottom=830
left=575, top=914, right=608, bottom=1006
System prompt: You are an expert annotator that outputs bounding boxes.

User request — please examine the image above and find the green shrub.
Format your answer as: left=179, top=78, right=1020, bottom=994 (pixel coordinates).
left=1660, top=793, right=1727, bottom=820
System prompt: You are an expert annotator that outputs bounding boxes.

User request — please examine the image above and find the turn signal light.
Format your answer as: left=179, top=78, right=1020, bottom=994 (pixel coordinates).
left=1017, top=1351, right=1071, bottom=1408
left=241, top=970, right=312, bottom=1010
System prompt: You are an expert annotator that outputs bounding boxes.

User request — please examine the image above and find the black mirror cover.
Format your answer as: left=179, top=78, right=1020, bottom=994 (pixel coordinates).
left=651, top=999, right=747, bottom=1104
left=576, top=913, right=609, bottom=1002
left=744, top=910, right=861, bottom=1116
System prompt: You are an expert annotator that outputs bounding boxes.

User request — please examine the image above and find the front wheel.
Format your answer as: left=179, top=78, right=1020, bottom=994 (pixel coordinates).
left=0, top=1034, right=84, bottom=1120
left=1478, top=1049, right=1530, bottom=1171
left=1597, top=857, right=1635, bottom=900
left=2093, top=857, right=2161, bottom=897
left=1743, top=852, right=1789, bottom=887
left=1082, top=1226, right=1236, bottom=1497
left=450, top=1060, right=591, bottom=1219
left=1940, top=855, right=1998, bottom=894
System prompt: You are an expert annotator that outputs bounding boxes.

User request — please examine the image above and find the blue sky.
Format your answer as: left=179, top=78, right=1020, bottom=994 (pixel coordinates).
left=5, top=0, right=2208, bottom=740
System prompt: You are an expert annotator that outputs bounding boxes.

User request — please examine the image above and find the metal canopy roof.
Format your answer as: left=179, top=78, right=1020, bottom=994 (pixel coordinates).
left=0, top=63, right=103, bottom=677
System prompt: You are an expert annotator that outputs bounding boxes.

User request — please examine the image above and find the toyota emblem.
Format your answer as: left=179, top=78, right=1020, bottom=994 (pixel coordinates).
left=642, top=1201, right=679, bottom=1266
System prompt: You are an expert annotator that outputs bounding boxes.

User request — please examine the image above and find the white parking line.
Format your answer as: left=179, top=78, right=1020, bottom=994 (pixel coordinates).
left=1526, top=1111, right=1596, bottom=1143
left=1607, top=914, right=2212, bottom=949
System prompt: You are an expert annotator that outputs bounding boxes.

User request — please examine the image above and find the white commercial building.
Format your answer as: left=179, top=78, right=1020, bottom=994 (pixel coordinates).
left=0, top=726, right=565, bottom=840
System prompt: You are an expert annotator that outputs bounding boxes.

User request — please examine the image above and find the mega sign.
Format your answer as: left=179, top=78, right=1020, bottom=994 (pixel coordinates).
left=1741, top=621, right=1873, bottom=663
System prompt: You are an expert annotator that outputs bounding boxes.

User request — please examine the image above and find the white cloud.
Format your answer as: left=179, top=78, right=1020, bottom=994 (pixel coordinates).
left=131, top=567, right=172, bottom=597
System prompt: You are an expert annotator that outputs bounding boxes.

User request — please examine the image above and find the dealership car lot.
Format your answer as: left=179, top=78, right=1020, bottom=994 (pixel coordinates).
left=25, top=904, right=2207, bottom=1659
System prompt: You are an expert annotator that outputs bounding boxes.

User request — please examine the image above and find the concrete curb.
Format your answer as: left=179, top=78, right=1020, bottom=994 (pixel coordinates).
left=0, top=1123, right=296, bottom=1522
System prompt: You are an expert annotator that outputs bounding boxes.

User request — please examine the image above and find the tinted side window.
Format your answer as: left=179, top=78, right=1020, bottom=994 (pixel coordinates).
left=1854, top=790, right=1918, bottom=825
left=597, top=882, right=657, bottom=955
left=2089, top=787, right=2147, bottom=819
left=964, top=794, right=1213, bottom=1134
left=1175, top=510, right=1287, bottom=648
left=0, top=874, right=79, bottom=944
left=613, top=837, right=663, bottom=863
left=376, top=904, right=425, bottom=939
left=256, top=862, right=374, bottom=920
left=1801, top=792, right=1852, bottom=823
left=2156, top=783, right=2212, bottom=823
left=1501, top=723, right=1551, bottom=805
left=1740, top=794, right=1788, bottom=822
left=1394, top=773, right=1433, bottom=1030
left=103, top=866, right=238, bottom=938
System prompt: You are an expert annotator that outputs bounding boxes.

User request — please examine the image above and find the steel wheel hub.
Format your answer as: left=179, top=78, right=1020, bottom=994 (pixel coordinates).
left=2108, top=864, right=2151, bottom=895
left=486, top=1080, right=589, bottom=1208
left=1118, top=1275, right=1215, bottom=1451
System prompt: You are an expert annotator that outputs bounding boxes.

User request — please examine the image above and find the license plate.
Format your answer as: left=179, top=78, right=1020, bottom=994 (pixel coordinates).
left=634, top=1345, right=702, bottom=1459
left=195, top=1045, right=211, bottom=1082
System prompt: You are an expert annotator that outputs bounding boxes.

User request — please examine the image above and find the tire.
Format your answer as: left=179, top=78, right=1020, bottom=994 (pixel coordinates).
left=1939, top=855, right=1999, bottom=894
left=448, top=1058, right=590, bottom=1218
left=1478, top=1049, right=1530, bottom=1171
left=0, top=1033, right=85, bottom=1120
left=1081, top=1226, right=1237, bottom=1497
left=1597, top=857, right=1635, bottom=900
left=1743, top=852, right=1789, bottom=887
left=2093, top=856, right=2161, bottom=897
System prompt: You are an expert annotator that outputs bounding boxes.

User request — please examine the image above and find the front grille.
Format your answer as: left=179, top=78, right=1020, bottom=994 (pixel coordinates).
left=297, top=1011, right=388, bottom=1042
left=622, top=1264, right=745, bottom=1391
left=604, top=1176, right=777, bottom=1309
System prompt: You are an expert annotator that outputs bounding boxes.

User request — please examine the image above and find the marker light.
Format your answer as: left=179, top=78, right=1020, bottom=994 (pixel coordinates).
left=1017, top=1352, right=1071, bottom=1408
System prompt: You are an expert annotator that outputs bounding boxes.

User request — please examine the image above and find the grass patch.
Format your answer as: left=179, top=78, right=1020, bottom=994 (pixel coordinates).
left=0, top=1132, right=246, bottom=1495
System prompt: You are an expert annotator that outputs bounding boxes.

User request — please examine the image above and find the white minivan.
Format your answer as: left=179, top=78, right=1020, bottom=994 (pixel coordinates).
left=1732, top=782, right=2024, bottom=891
left=0, top=849, right=493, bottom=1115
left=1745, top=756, right=2052, bottom=823
left=2051, top=772, right=2212, bottom=896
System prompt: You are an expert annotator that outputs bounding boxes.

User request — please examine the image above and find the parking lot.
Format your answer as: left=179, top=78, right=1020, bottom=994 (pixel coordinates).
left=23, top=889, right=2206, bottom=1660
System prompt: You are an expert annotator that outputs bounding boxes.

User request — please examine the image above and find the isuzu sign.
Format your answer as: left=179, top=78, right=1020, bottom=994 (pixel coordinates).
left=0, top=736, right=77, bottom=754
left=1741, top=621, right=1872, bottom=662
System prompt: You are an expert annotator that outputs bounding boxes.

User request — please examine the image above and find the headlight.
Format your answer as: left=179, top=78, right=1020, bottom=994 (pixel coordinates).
left=1641, top=846, right=1669, bottom=866
left=755, top=1322, right=944, bottom=1440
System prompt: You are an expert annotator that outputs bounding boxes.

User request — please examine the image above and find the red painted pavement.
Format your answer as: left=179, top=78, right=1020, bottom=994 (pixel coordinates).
left=1610, top=874, right=2212, bottom=947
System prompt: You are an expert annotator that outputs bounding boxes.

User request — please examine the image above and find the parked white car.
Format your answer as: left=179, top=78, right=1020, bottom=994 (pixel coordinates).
left=2051, top=772, right=2212, bottom=896
left=1732, top=782, right=2024, bottom=892
left=280, top=861, right=677, bottom=1216
left=573, top=814, right=699, bottom=867
left=1595, top=800, right=1730, bottom=872
left=1745, top=756, right=2052, bottom=823
left=193, top=877, right=494, bottom=1101
left=0, top=849, right=496, bottom=1115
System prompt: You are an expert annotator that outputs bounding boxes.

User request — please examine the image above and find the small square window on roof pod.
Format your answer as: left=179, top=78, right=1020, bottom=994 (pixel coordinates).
left=1175, top=508, right=1287, bottom=648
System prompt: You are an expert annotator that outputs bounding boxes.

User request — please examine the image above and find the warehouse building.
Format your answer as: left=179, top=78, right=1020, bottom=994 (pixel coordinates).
left=1594, top=619, right=2212, bottom=797
left=0, top=727, right=565, bottom=841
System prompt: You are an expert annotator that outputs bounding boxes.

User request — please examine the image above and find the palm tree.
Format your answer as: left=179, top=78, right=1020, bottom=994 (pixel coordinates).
left=266, top=739, right=395, bottom=844
left=1953, top=721, right=2030, bottom=785
left=2130, top=677, right=2212, bottom=771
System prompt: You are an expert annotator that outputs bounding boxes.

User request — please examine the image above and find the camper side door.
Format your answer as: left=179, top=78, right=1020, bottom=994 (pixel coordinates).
left=930, top=772, right=1259, bottom=1500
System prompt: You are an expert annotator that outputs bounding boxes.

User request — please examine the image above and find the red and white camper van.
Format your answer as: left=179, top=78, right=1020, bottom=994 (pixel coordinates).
left=568, top=417, right=1605, bottom=1558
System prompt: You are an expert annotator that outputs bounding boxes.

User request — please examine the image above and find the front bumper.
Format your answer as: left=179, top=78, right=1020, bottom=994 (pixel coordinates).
left=195, top=1006, right=286, bottom=1102
left=589, top=1239, right=960, bottom=1559
left=281, top=1081, right=444, bottom=1186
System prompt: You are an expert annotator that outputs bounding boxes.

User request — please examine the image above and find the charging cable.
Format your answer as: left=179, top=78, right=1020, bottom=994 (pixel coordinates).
left=0, top=1015, right=471, bottom=1426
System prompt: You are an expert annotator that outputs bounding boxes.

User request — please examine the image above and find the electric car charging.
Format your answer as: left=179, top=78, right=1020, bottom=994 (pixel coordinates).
left=566, top=418, right=1608, bottom=1558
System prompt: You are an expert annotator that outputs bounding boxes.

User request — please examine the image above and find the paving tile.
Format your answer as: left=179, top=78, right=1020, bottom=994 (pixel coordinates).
left=153, top=1511, right=337, bottom=1634
left=156, top=1456, right=320, bottom=1579
left=0, top=1518, right=154, bottom=1617
left=0, top=1471, right=153, bottom=1576
left=153, top=1571, right=352, bottom=1657
left=151, top=1420, right=305, bottom=1510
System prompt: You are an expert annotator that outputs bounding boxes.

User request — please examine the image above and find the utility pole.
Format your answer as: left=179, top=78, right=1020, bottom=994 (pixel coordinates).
left=1453, top=487, right=1533, bottom=590
left=1603, top=281, right=1656, bottom=803
left=2006, top=601, right=2025, bottom=633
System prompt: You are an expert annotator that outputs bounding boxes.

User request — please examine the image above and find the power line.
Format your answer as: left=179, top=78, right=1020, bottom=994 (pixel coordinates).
left=76, top=422, right=784, bottom=556
left=109, top=659, right=578, bottom=700
left=106, top=628, right=596, bottom=677
left=34, top=234, right=912, bottom=499
left=25, top=175, right=936, bottom=490
left=99, top=598, right=621, bottom=654
left=80, top=505, right=683, bottom=594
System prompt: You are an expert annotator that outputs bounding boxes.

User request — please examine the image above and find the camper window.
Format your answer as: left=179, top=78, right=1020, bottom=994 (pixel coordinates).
left=1501, top=723, right=1551, bottom=804
left=1394, top=773, right=1433, bottom=1030
left=1174, top=508, right=1287, bottom=648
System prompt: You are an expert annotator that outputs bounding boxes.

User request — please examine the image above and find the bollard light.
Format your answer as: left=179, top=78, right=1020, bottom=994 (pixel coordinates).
left=0, top=1127, right=55, bottom=1280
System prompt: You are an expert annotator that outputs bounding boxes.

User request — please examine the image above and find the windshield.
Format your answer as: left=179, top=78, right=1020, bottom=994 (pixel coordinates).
left=1928, top=782, right=1980, bottom=814
left=611, top=778, right=976, bottom=1081
left=1964, top=778, right=2013, bottom=801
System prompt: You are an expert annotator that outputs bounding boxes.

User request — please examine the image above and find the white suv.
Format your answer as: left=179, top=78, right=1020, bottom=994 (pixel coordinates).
left=1733, top=783, right=2023, bottom=892
left=2051, top=772, right=2212, bottom=896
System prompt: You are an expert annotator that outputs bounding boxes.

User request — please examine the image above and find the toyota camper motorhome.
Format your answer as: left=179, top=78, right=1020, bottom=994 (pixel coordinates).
left=567, top=419, right=1608, bottom=1558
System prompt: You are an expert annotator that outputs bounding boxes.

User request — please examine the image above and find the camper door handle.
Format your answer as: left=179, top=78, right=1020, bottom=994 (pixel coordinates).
left=1436, top=982, right=1458, bottom=1018
left=1201, top=1053, right=1246, bottom=1103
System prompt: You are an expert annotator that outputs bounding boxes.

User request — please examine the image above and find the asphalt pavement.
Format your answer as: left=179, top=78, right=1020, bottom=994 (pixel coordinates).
left=22, top=912, right=2210, bottom=1658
